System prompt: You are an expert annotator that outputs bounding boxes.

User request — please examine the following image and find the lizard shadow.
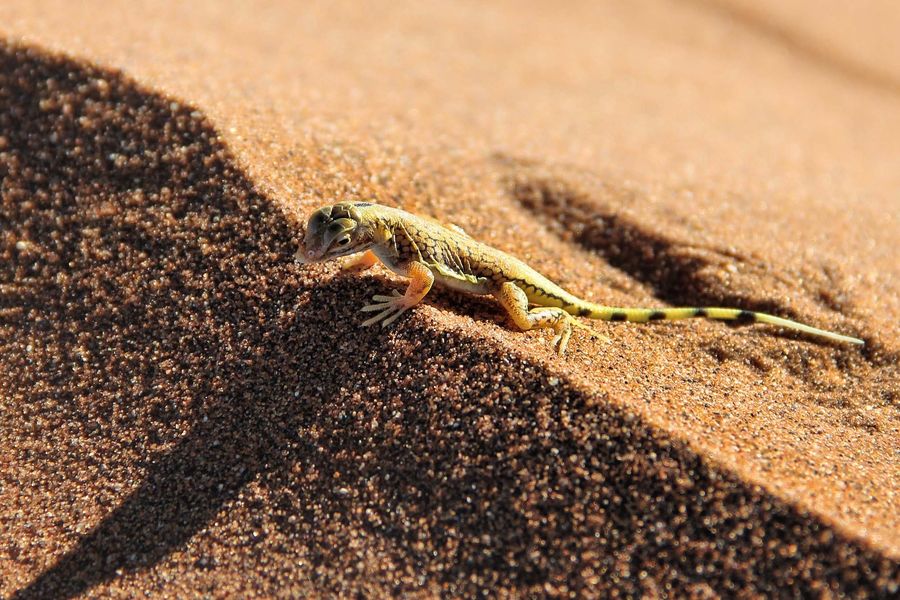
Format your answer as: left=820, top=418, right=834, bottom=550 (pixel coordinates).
left=500, top=162, right=792, bottom=316
left=497, top=156, right=874, bottom=351
left=4, top=40, right=897, bottom=598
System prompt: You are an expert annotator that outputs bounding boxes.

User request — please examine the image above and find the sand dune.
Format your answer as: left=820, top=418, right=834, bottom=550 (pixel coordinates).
left=1, top=1, right=898, bottom=597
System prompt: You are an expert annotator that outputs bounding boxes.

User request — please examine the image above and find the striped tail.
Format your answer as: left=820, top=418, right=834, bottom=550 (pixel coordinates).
left=578, top=305, right=864, bottom=345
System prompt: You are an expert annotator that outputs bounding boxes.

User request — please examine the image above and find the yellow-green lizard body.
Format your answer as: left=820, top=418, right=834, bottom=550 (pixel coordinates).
left=296, top=202, right=864, bottom=354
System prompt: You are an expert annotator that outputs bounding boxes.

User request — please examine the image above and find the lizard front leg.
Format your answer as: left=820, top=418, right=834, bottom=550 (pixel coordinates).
left=361, top=260, right=434, bottom=327
left=341, top=249, right=379, bottom=271
left=495, top=281, right=573, bottom=355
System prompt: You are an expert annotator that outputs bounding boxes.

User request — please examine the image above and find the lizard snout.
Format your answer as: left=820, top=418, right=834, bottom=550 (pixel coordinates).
left=294, top=244, right=322, bottom=264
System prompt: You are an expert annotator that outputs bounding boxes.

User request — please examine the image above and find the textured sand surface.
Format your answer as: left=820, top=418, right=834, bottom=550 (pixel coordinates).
left=1, top=1, right=898, bottom=597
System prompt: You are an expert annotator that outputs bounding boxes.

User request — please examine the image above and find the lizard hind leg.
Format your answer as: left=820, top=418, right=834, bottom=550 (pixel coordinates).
left=495, top=281, right=573, bottom=355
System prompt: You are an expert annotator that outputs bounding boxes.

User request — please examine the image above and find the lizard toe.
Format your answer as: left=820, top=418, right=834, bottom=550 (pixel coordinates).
left=380, top=305, right=411, bottom=327
left=360, top=292, right=414, bottom=327
left=361, top=307, right=396, bottom=326
left=371, top=290, right=403, bottom=302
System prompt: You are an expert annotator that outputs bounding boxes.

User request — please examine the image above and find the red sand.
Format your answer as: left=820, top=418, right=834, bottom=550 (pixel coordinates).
left=1, top=1, right=898, bottom=597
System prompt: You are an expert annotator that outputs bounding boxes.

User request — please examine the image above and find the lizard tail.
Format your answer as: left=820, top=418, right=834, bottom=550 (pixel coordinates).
left=577, top=305, right=864, bottom=345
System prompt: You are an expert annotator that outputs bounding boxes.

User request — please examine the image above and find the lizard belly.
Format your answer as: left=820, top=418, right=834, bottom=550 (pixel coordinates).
left=371, top=246, right=488, bottom=294
left=433, top=271, right=491, bottom=295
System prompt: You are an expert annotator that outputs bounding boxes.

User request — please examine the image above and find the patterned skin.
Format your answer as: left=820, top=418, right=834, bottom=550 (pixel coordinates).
left=296, top=202, right=864, bottom=354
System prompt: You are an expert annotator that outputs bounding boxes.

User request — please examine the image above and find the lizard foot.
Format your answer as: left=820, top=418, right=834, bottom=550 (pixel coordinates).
left=550, top=319, right=573, bottom=356
left=360, top=290, right=415, bottom=327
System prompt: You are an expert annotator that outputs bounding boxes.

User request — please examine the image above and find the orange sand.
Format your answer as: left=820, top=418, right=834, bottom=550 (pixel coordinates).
left=1, top=1, right=898, bottom=597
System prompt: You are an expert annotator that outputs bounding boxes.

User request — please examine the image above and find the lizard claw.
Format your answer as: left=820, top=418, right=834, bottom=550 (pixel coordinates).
left=361, top=290, right=413, bottom=327
left=550, top=322, right=572, bottom=356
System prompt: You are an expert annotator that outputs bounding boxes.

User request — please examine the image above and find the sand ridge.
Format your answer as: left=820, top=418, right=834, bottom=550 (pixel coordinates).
left=1, top=1, right=899, bottom=597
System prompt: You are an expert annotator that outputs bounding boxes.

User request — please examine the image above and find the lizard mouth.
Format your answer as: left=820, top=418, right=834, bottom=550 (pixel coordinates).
left=294, top=243, right=360, bottom=264
left=294, top=245, right=324, bottom=264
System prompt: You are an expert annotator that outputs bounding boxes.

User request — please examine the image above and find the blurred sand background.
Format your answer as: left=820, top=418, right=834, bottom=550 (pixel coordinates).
left=1, top=0, right=898, bottom=596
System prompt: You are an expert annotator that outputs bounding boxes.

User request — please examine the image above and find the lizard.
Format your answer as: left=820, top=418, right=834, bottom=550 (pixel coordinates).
left=294, top=201, right=864, bottom=354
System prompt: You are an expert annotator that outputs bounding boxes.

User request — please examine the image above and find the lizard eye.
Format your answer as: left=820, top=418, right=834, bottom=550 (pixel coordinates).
left=337, top=237, right=350, bottom=246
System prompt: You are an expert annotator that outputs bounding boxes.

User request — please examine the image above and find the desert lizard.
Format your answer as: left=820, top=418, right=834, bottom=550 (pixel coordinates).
left=295, top=202, right=864, bottom=354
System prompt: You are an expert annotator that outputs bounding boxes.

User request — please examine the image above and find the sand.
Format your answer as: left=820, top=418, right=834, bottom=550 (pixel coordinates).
left=1, top=1, right=898, bottom=597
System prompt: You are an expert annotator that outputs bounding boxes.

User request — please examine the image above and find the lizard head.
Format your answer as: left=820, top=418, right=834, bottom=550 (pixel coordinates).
left=295, top=202, right=374, bottom=263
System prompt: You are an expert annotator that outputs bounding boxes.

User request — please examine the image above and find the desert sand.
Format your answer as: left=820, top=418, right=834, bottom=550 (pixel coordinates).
left=1, top=1, right=898, bottom=597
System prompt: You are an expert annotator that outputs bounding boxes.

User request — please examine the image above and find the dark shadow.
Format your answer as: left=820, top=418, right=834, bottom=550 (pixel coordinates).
left=680, top=0, right=900, bottom=97
left=502, top=165, right=792, bottom=316
left=2, top=41, right=897, bottom=598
